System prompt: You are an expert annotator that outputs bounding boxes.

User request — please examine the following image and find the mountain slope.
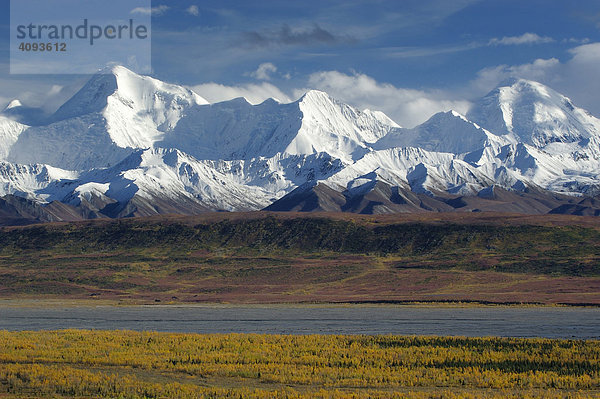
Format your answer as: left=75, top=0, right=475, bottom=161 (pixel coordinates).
left=0, top=115, right=28, bottom=159
left=160, top=90, right=397, bottom=162
left=7, top=66, right=209, bottom=170
left=5, top=68, right=398, bottom=171
left=51, top=148, right=277, bottom=213
left=1, top=67, right=600, bottom=220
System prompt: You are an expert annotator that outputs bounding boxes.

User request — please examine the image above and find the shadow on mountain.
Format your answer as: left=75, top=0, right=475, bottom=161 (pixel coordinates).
left=266, top=182, right=583, bottom=215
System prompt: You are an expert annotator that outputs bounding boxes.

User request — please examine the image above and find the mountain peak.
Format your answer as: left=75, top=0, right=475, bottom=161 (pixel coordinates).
left=225, top=96, right=252, bottom=105
left=467, top=78, right=600, bottom=148
left=2, top=99, right=49, bottom=126
left=50, top=70, right=118, bottom=121
left=447, top=109, right=468, bottom=120
left=497, top=78, right=555, bottom=102
left=374, top=109, right=507, bottom=155
left=259, top=97, right=281, bottom=105
left=51, top=65, right=209, bottom=123
left=493, top=77, right=551, bottom=93
left=501, top=77, right=548, bottom=90
left=4, top=99, right=23, bottom=111
left=97, top=64, right=136, bottom=76
left=3, top=68, right=600, bottom=216
left=299, top=89, right=334, bottom=103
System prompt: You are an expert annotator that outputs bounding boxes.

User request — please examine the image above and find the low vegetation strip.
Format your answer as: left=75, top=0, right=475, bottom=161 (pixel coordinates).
left=0, top=330, right=598, bottom=398
left=1, top=215, right=599, bottom=274
left=0, top=214, right=599, bottom=303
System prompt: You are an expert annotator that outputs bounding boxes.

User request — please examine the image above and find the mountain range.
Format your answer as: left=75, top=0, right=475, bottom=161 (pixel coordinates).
left=2, top=65, right=600, bottom=224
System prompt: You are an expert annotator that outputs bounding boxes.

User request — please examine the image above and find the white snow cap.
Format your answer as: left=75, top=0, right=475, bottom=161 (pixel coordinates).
left=2, top=66, right=600, bottom=212
left=3, top=99, right=23, bottom=111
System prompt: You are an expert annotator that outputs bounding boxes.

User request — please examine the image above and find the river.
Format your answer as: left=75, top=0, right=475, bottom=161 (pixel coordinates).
left=1, top=305, right=599, bottom=339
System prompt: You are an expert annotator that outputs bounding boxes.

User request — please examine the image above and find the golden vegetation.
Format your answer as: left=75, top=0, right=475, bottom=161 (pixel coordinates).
left=0, top=330, right=599, bottom=398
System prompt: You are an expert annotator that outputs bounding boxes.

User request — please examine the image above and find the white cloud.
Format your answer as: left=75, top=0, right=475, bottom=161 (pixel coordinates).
left=488, top=33, right=554, bottom=46
left=297, top=71, right=470, bottom=127
left=0, top=96, right=10, bottom=111
left=563, top=38, right=590, bottom=44
left=0, top=76, right=86, bottom=115
left=388, top=42, right=481, bottom=58
left=569, top=42, right=600, bottom=62
left=250, top=63, right=277, bottom=80
left=186, top=5, right=199, bottom=16
left=130, top=5, right=169, bottom=16
left=471, top=58, right=561, bottom=94
left=190, top=71, right=472, bottom=127
left=47, top=85, right=64, bottom=97
left=190, top=82, right=292, bottom=105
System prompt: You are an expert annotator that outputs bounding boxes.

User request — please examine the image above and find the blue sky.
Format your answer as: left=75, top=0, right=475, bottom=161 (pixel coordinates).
left=1, top=0, right=600, bottom=127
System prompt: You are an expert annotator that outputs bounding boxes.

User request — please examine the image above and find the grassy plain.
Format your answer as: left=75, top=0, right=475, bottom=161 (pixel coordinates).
left=1, top=213, right=599, bottom=398
left=0, top=330, right=599, bottom=398
left=0, top=212, right=599, bottom=304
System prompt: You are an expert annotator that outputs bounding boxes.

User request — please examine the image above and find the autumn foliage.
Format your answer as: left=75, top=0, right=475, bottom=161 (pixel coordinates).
left=0, top=330, right=598, bottom=398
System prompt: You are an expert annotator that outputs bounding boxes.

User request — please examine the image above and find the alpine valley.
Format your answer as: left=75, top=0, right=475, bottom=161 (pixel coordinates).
left=2, top=65, right=600, bottom=224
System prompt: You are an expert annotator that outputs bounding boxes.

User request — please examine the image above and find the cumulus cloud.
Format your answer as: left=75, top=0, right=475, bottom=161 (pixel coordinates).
left=563, top=37, right=590, bottom=44
left=241, top=24, right=355, bottom=48
left=189, top=70, right=471, bottom=127
left=488, top=33, right=554, bottom=46
left=130, top=5, right=169, bottom=15
left=0, top=76, right=85, bottom=115
left=189, top=71, right=470, bottom=127
left=250, top=63, right=277, bottom=80
left=296, top=71, right=471, bottom=127
left=471, top=58, right=561, bottom=94
left=190, top=82, right=292, bottom=105
left=186, top=5, right=199, bottom=16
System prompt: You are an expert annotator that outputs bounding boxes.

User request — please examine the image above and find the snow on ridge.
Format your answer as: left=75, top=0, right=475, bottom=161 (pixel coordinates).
left=4, top=99, right=23, bottom=111
left=0, top=116, right=28, bottom=159
left=2, top=66, right=600, bottom=212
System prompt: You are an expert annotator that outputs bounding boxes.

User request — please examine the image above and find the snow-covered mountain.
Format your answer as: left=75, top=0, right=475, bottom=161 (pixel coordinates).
left=158, top=89, right=396, bottom=163
left=6, top=66, right=210, bottom=170
left=1, top=67, right=600, bottom=221
left=467, top=78, right=600, bottom=149
left=0, top=114, right=27, bottom=159
left=374, top=110, right=509, bottom=154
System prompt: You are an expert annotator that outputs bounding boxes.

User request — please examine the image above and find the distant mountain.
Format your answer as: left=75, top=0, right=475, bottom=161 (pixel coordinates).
left=374, top=110, right=508, bottom=154
left=158, top=89, right=397, bottom=162
left=1, top=66, right=600, bottom=222
left=467, top=78, right=600, bottom=148
left=5, top=66, right=209, bottom=170
left=1, top=99, right=49, bottom=126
